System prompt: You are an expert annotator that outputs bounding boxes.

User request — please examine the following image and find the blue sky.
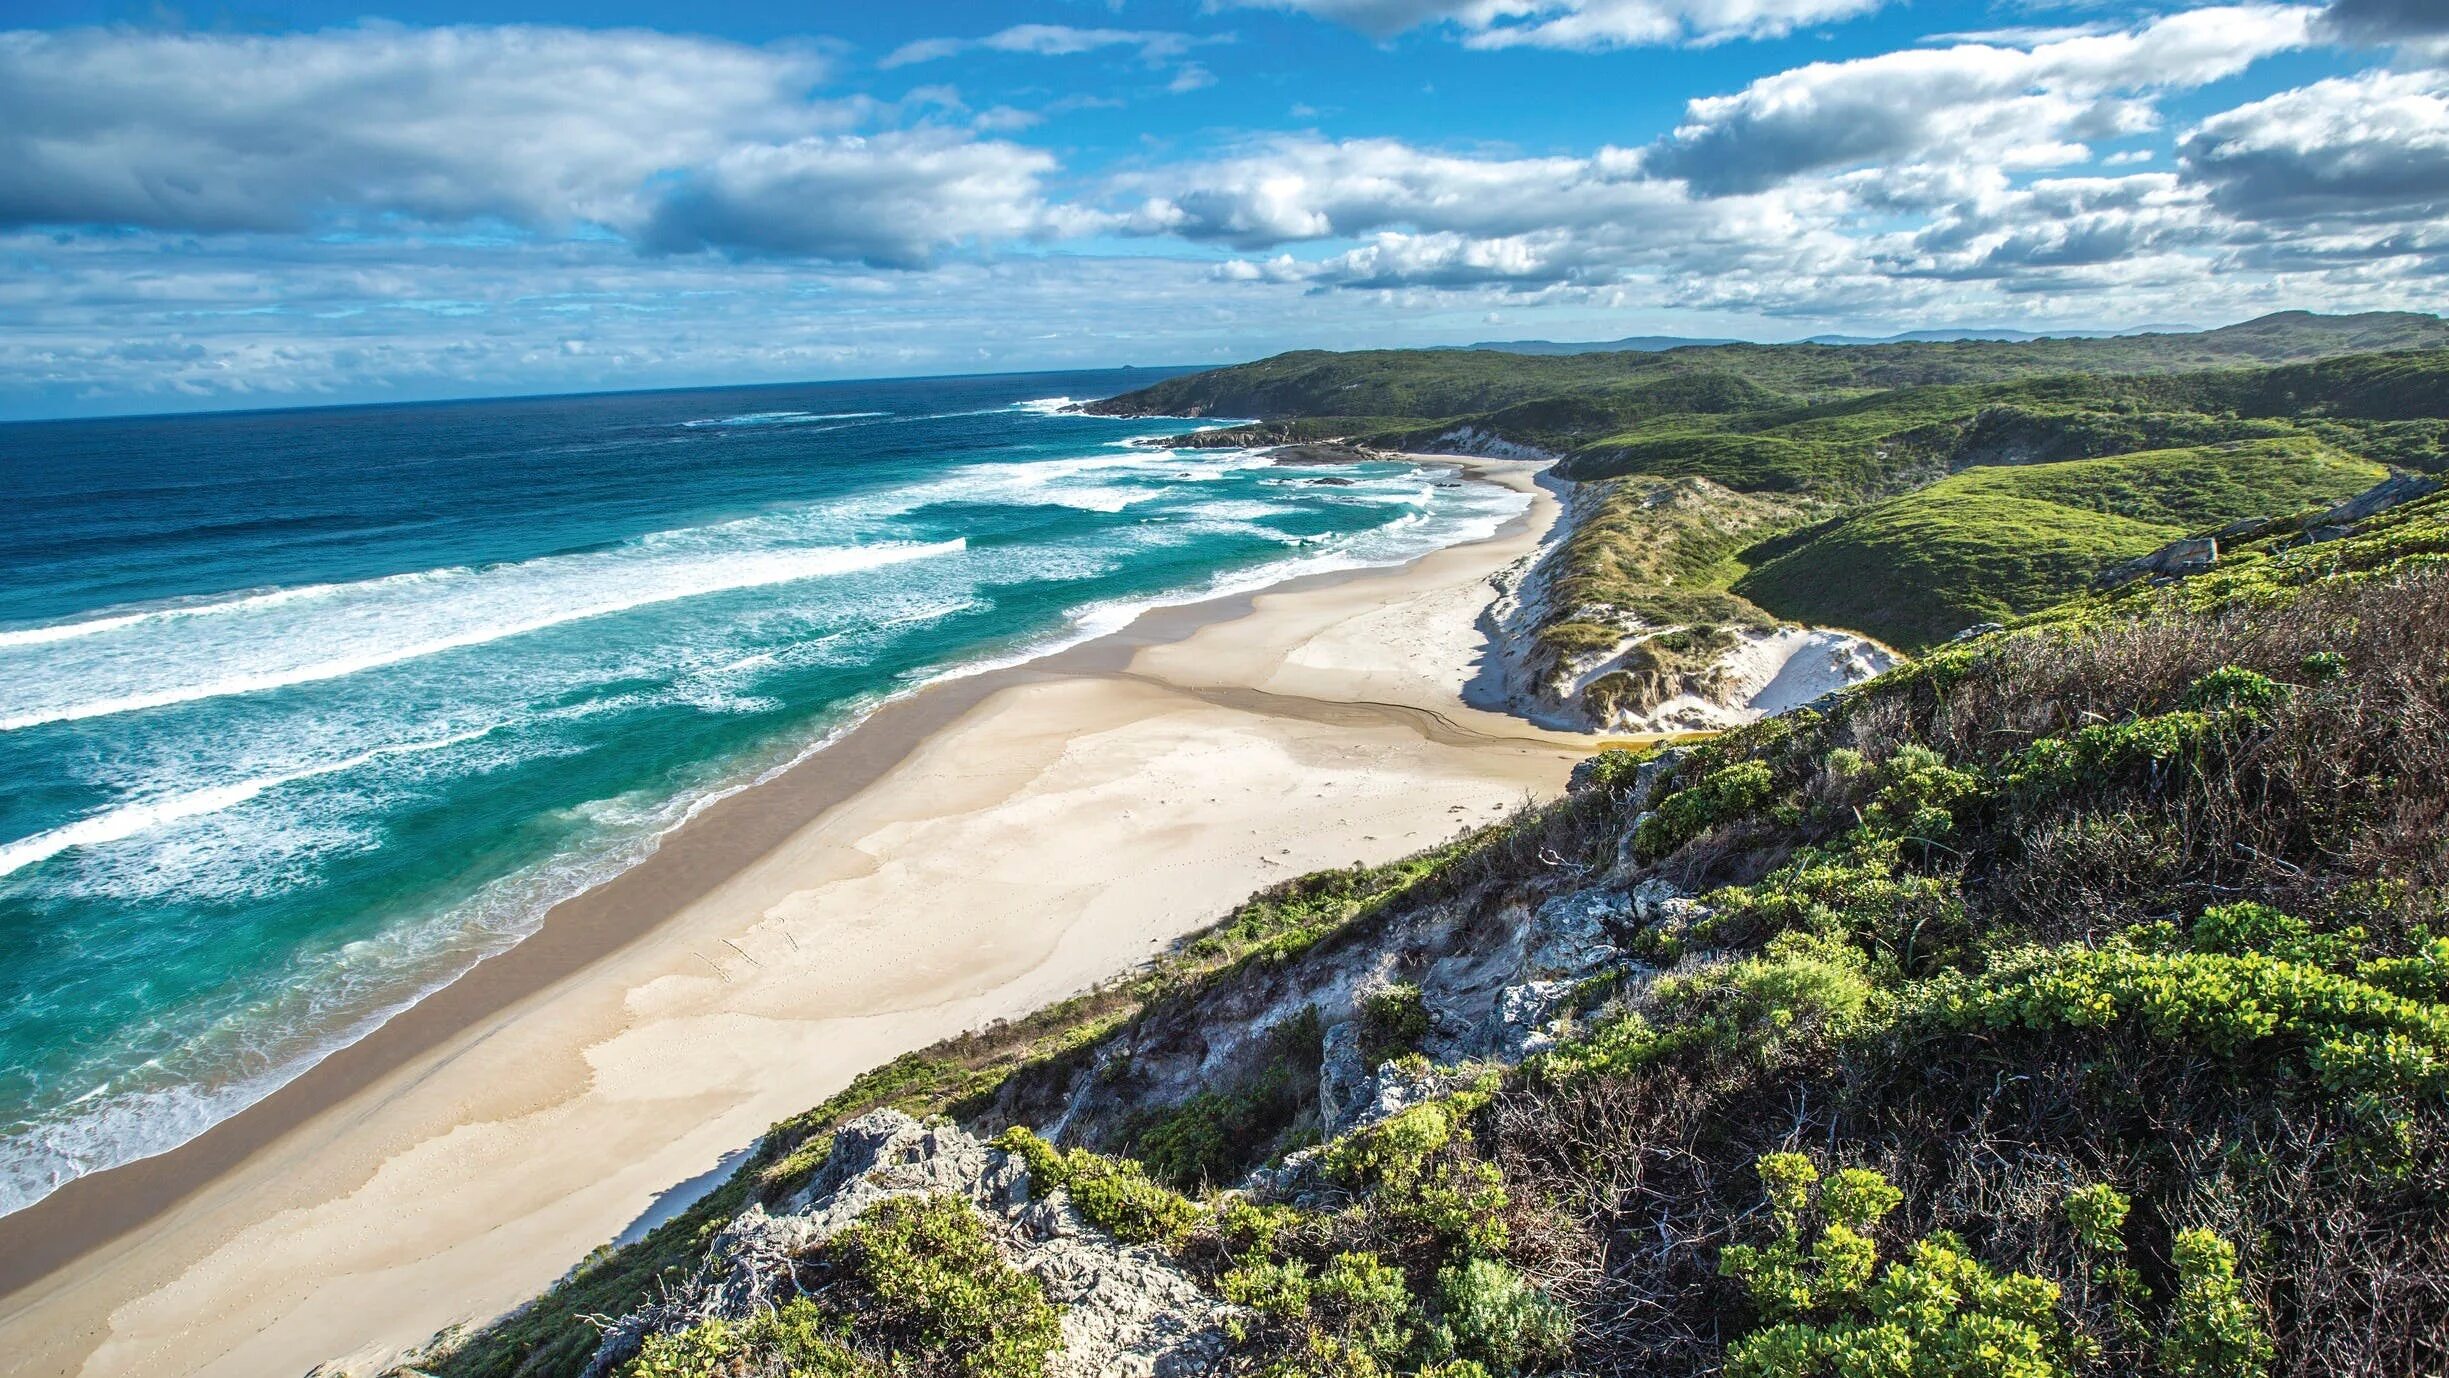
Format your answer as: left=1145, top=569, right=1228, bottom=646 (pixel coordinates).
left=1, top=0, right=2444, bottom=417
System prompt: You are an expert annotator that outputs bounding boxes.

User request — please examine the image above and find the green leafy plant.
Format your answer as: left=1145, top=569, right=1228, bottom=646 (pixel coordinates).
left=1426, top=1257, right=1572, bottom=1376
left=622, top=1299, right=873, bottom=1378
left=2162, top=1230, right=2273, bottom=1378
left=1719, top=1154, right=2069, bottom=1378
left=826, top=1194, right=1063, bottom=1378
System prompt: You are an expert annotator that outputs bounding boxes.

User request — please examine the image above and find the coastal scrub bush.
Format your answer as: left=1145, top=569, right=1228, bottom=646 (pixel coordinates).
left=2162, top=1230, right=2273, bottom=1378
left=1322, top=1083, right=1512, bottom=1256
left=1425, top=1257, right=1572, bottom=1375
left=826, top=1194, right=1062, bottom=1378
left=1637, top=761, right=1776, bottom=857
left=1226, top=1252, right=1418, bottom=1376
left=1718, top=1154, right=2069, bottom=1378
left=1912, top=944, right=2449, bottom=1098
left=1361, top=982, right=1433, bottom=1066
left=995, top=1127, right=1203, bottom=1247
left=622, top=1298, right=873, bottom=1378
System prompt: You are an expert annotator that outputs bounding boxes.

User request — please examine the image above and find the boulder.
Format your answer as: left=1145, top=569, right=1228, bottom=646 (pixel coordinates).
left=582, top=1111, right=1228, bottom=1378
left=2094, top=536, right=2218, bottom=591
left=2316, top=472, right=2440, bottom=526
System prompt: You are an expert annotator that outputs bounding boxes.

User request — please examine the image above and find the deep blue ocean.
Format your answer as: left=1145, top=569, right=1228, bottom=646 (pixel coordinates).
left=0, top=370, right=1523, bottom=1214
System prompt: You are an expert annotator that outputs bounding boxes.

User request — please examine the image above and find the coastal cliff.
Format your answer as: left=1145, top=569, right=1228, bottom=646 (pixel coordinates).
left=408, top=481, right=2449, bottom=1378
left=392, top=321, right=2449, bottom=1378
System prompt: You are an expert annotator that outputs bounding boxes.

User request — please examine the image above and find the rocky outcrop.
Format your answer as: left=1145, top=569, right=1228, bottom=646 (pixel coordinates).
left=1431, top=426, right=1561, bottom=461
left=581, top=1111, right=1230, bottom=1378
left=2316, top=472, right=2440, bottom=526
left=2095, top=535, right=2220, bottom=590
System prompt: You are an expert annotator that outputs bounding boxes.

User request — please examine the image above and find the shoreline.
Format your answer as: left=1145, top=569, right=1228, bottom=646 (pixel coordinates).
left=0, top=455, right=1602, bottom=1378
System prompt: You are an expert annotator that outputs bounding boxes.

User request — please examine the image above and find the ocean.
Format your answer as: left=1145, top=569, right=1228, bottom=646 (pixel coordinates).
left=0, top=369, right=1525, bottom=1216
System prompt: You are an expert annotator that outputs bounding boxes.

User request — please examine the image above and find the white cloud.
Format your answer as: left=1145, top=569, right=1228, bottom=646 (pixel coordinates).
left=1645, top=5, right=2318, bottom=194
left=2180, top=68, right=2449, bottom=226
left=638, top=133, right=1067, bottom=267
left=0, top=24, right=1071, bottom=266
left=1241, top=0, right=1886, bottom=48
left=2321, top=0, right=2449, bottom=44
left=0, top=26, right=829, bottom=234
left=1123, top=136, right=1663, bottom=249
left=882, top=24, right=1206, bottom=68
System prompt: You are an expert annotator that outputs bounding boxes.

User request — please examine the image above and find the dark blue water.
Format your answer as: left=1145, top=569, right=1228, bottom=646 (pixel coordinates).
left=0, top=370, right=1523, bottom=1213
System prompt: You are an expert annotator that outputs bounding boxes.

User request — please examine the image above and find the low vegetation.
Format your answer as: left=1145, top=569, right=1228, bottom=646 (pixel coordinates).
left=1733, top=437, right=2384, bottom=649
left=412, top=340, right=2449, bottom=1378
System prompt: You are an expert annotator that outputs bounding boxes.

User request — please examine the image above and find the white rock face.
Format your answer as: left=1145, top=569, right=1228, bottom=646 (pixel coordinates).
left=1432, top=426, right=1561, bottom=461
left=582, top=1110, right=1229, bottom=1378
left=1573, top=624, right=1898, bottom=733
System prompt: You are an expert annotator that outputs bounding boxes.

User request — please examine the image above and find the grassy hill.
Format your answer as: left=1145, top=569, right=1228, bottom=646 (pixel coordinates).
left=1087, top=318, right=2449, bottom=503
left=1734, top=438, right=2388, bottom=650
left=408, top=486, right=2449, bottom=1378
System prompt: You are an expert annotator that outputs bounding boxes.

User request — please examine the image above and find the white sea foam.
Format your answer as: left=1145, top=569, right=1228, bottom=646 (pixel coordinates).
left=0, top=439, right=1524, bottom=1217
left=0, top=727, right=497, bottom=880
left=679, top=410, right=889, bottom=428
left=0, top=539, right=965, bottom=732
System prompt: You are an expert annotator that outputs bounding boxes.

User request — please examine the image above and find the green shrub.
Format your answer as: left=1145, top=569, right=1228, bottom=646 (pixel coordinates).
left=1321, top=1086, right=1512, bottom=1256
left=994, top=1128, right=1203, bottom=1247
left=1915, top=945, right=2449, bottom=1098
left=1578, top=746, right=1660, bottom=795
left=1719, top=1155, right=2070, bottom=1378
left=2162, top=1230, right=2273, bottom=1378
left=2062, top=1184, right=2130, bottom=1254
left=1361, top=983, right=1433, bottom=1066
left=827, top=1194, right=1062, bottom=1378
left=1427, top=1258, right=1572, bottom=1375
left=1638, top=761, right=1777, bottom=857
left=623, top=1299, right=873, bottom=1378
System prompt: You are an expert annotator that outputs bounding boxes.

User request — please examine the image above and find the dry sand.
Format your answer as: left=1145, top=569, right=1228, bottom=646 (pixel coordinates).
left=0, top=457, right=1599, bottom=1378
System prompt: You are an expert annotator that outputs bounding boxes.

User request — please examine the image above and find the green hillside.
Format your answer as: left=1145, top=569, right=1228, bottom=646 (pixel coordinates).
left=1735, top=438, right=2388, bottom=650
left=411, top=486, right=2449, bottom=1378
left=1086, top=313, right=2449, bottom=428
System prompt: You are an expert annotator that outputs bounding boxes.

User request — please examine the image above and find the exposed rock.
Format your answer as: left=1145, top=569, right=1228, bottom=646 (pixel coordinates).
left=1948, top=621, right=2006, bottom=644
left=1349, top=1057, right=1477, bottom=1134
left=1267, top=442, right=1384, bottom=466
left=1317, top=1018, right=1373, bottom=1135
left=1493, top=978, right=1576, bottom=1060
left=2316, top=472, right=2440, bottom=526
left=582, top=1111, right=1228, bottom=1378
left=1430, top=426, right=1560, bottom=461
left=1523, top=887, right=1631, bottom=981
left=2095, top=535, right=2219, bottom=591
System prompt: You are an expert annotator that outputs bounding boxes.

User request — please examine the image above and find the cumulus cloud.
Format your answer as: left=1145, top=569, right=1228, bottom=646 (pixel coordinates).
left=1242, top=0, right=1886, bottom=48
left=881, top=24, right=1208, bottom=68
left=2321, top=0, right=2449, bottom=43
left=1646, top=5, right=2318, bottom=194
left=638, top=134, right=1067, bottom=267
left=0, top=24, right=1071, bottom=266
left=1124, top=137, right=1658, bottom=249
left=2180, top=69, right=2449, bottom=226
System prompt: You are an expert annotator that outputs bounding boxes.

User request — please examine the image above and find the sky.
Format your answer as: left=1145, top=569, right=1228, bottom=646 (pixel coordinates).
left=0, top=0, right=2444, bottom=418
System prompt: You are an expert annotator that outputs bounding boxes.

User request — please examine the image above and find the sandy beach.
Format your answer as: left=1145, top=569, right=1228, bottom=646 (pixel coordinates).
left=0, top=456, right=1599, bottom=1378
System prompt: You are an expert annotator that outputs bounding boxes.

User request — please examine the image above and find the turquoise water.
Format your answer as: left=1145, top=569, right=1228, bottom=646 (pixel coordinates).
left=0, top=371, right=1525, bottom=1214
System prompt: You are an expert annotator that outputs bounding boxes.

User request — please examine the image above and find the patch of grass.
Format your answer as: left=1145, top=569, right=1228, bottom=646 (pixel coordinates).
left=1734, top=438, right=2385, bottom=649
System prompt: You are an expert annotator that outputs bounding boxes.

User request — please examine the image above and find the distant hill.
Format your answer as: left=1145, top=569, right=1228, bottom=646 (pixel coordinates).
left=1798, top=325, right=2195, bottom=346
left=1431, top=335, right=1744, bottom=355
left=1442, top=326, right=2199, bottom=354
left=1081, top=312, right=2449, bottom=441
